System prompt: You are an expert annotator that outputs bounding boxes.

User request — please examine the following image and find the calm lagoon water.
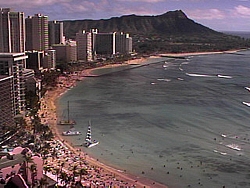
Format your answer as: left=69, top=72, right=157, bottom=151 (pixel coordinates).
left=57, top=50, right=250, bottom=188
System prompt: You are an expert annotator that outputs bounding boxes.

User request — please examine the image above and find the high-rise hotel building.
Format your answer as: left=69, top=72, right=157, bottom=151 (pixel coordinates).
left=0, top=8, right=25, bottom=53
left=0, top=8, right=27, bottom=117
left=95, top=31, right=132, bottom=56
left=0, top=53, right=28, bottom=115
left=25, top=14, right=49, bottom=51
left=96, top=32, right=116, bottom=55
left=76, top=30, right=93, bottom=62
left=49, top=20, right=64, bottom=47
left=0, top=75, right=15, bottom=129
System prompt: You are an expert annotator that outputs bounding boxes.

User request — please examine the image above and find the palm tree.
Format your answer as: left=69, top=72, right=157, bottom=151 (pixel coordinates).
left=29, top=163, right=37, bottom=187
left=78, top=168, right=88, bottom=183
left=54, top=168, right=60, bottom=184
left=59, top=171, right=68, bottom=186
left=23, top=153, right=34, bottom=183
left=71, top=165, right=78, bottom=184
left=43, top=165, right=51, bottom=175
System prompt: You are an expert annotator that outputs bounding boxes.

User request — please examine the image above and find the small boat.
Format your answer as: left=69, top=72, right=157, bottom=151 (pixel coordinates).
left=84, top=120, right=99, bottom=148
left=62, top=127, right=81, bottom=136
left=58, top=101, right=76, bottom=125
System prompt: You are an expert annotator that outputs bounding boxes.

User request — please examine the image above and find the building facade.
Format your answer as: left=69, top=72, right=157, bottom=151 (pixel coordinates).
left=43, top=49, right=56, bottom=69
left=25, top=14, right=49, bottom=51
left=48, top=20, right=64, bottom=47
left=96, top=32, right=115, bottom=55
left=95, top=32, right=132, bottom=56
left=26, top=51, right=44, bottom=71
left=23, top=68, right=42, bottom=100
left=115, top=32, right=133, bottom=54
left=76, top=30, right=92, bottom=62
left=0, top=53, right=28, bottom=115
left=0, top=8, right=25, bottom=53
left=52, top=40, right=77, bottom=63
left=0, top=75, right=15, bottom=129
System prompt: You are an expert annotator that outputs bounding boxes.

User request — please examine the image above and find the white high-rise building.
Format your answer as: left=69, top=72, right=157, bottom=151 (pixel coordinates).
left=25, top=14, right=49, bottom=51
left=76, top=30, right=92, bottom=62
left=0, top=8, right=25, bottom=53
left=0, top=53, right=28, bottom=114
left=0, top=75, right=15, bottom=129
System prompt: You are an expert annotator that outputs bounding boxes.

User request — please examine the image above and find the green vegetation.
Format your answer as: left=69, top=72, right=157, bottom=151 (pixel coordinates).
left=133, top=33, right=250, bottom=54
left=63, top=10, right=250, bottom=54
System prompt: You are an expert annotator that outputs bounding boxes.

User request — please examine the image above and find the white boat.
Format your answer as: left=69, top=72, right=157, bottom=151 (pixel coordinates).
left=84, top=121, right=99, bottom=148
left=62, top=127, right=81, bottom=136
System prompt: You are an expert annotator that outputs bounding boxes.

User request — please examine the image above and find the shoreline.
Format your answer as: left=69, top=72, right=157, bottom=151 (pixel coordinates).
left=158, top=49, right=242, bottom=58
left=39, top=49, right=243, bottom=187
left=39, top=56, right=168, bottom=187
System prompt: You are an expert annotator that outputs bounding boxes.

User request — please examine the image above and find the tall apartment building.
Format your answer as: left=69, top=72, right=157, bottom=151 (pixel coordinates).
left=0, top=53, right=28, bottom=115
left=115, top=32, right=132, bottom=54
left=96, top=32, right=116, bottom=55
left=95, top=32, right=132, bottom=56
left=90, top=29, right=98, bottom=59
left=25, top=14, right=49, bottom=51
left=0, top=8, right=25, bottom=53
left=0, top=75, right=15, bottom=129
left=76, top=30, right=92, bottom=62
left=49, top=20, right=64, bottom=47
left=52, top=40, right=77, bottom=63
left=126, top=34, right=133, bottom=53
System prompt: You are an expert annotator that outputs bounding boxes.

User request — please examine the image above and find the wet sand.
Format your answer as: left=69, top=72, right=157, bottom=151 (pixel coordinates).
left=39, top=50, right=242, bottom=187
left=39, top=56, right=168, bottom=187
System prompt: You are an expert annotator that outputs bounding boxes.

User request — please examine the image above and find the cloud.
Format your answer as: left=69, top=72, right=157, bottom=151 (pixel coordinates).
left=187, top=9, right=225, bottom=20
left=234, top=5, right=250, bottom=17
left=116, top=0, right=164, bottom=2
left=0, top=0, right=71, bottom=8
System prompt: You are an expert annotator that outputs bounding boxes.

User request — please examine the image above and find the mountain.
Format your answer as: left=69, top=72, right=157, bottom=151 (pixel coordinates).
left=62, top=10, right=249, bottom=53
left=63, top=10, right=214, bottom=37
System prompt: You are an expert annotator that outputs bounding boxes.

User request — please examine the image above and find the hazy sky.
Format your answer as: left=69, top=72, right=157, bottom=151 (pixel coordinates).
left=1, top=0, right=250, bottom=31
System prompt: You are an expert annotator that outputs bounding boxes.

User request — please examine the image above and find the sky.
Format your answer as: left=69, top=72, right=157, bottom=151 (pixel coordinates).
left=1, top=0, right=250, bottom=32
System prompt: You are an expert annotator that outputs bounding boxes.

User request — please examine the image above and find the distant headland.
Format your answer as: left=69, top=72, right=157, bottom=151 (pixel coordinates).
left=62, top=10, right=250, bottom=54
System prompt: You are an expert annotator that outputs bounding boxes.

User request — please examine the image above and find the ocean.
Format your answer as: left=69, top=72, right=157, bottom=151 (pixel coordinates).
left=223, top=31, right=250, bottom=39
left=56, top=50, right=250, bottom=188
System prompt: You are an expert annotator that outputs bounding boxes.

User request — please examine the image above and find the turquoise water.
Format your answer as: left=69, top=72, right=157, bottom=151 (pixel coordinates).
left=57, top=51, right=250, bottom=188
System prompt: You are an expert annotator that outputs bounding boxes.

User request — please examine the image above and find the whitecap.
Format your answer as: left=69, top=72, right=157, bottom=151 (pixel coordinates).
left=213, top=150, right=227, bottom=155
left=180, top=62, right=189, bottom=65
left=226, top=144, right=241, bottom=151
left=217, top=74, right=232, bottom=79
left=220, top=152, right=227, bottom=155
left=163, top=65, right=168, bottom=68
left=186, top=73, right=215, bottom=78
left=157, top=78, right=171, bottom=82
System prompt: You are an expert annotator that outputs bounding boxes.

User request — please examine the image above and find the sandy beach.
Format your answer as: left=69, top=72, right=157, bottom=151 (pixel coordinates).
left=39, top=56, right=168, bottom=187
left=38, top=49, right=243, bottom=187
